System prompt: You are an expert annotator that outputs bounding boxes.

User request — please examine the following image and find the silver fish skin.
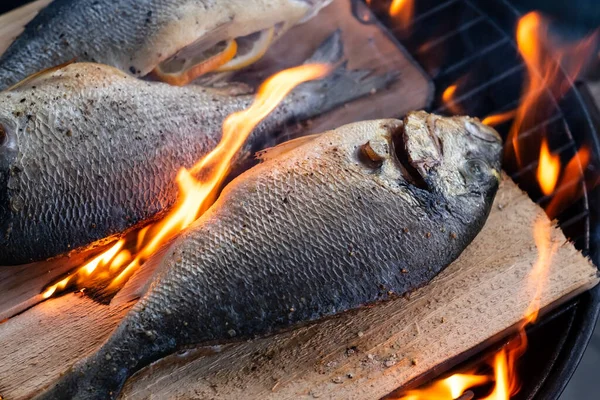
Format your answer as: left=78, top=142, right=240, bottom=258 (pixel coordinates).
left=0, top=31, right=394, bottom=265
left=34, top=112, right=502, bottom=400
left=0, top=0, right=331, bottom=90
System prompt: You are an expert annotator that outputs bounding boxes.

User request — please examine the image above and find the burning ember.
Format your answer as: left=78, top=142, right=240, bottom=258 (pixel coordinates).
left=42, top=63, right=331, bottom=299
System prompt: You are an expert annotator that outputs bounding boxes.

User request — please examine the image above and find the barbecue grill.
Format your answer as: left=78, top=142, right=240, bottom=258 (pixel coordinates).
left=365, top=0, right=600, bottom=398
left=0, top=0, right=598, bottom=398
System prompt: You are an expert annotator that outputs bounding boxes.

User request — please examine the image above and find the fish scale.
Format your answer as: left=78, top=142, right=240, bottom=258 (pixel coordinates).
left=0, top=31, right=395, bottom=265
left=0, top=0, right=330, bottom=90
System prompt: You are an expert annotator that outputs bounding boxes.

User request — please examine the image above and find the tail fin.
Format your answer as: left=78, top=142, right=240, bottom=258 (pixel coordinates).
left=289, top=29, right=398, bottom=121
left=32, top=346, right=131, bottom=400
left=32, top=310, right=176, bottom=400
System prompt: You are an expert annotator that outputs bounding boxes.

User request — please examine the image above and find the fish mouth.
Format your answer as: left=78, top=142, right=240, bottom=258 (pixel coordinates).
left=390, top=123, right=430, bottom=191
left=152, top=25, right=282, bottom=86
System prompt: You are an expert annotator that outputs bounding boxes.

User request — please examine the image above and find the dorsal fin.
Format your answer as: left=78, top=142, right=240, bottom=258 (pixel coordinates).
left=6, top=59, right=76, bottom=92
left=256, top=133, right=321, bottom=163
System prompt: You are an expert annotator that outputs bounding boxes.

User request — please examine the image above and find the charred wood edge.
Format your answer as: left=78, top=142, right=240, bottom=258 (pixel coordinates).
left=381, top=279, right=599, bottom=399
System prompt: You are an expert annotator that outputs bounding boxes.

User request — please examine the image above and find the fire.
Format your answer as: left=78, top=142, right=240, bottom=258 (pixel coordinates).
left=505, top=12, right=597, bottom=167
left=536, top=140, right=560, bottom=196
left=42, top=63, right=331, bottom=299
left=442, top=84, right=464, bottom=115
left=442, top=85, right=457, bottom=104
left=398, top=373, right=489, bottom=400
left=481, top=111, right=516, bottom=127
left=403, top=11, right=597, bottom=399
left=394, top=13, right=588, bottom=397
left=389, top=0, right=414, bottom=30
left=394, top=218, right=557, bottom=400
left=524, top=218, right=558, bottom=324
left=545, top=146, right=591, bottom=219
left=481, top=351, right=509, bottom=400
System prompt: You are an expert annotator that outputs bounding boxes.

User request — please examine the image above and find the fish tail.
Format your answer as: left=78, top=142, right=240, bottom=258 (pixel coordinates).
left=288, top=29, right=399, bottom=121
left=33, top=313, right=177, bottom=400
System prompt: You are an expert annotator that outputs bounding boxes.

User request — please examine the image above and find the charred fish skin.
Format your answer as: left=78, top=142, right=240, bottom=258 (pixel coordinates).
left=0, top=31, right=395, bottom=266
left=0, top=0, right=332, bottom=90
left=34, top=113, right=502, bottom=400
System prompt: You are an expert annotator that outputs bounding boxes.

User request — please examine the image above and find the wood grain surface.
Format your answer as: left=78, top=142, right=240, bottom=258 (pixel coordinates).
left=0, top=1, right=596, bottom=400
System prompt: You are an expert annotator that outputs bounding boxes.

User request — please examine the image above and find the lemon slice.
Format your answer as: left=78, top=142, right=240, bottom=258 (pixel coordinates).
left=215, top=27, right=275, bottom=72
left=153, top=39, right=238, bottom=86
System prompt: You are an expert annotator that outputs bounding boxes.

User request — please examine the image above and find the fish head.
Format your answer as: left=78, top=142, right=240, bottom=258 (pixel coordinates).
left=0, top=63, right=91, bottom=180
left=150, top=0, right=333, bottom=85
left=400, top=111, right=502, bottom=205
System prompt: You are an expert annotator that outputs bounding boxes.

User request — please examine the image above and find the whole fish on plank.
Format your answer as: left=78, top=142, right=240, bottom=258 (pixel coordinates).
left=34, top=112, right=502, bottom=400
left=0, top=0, right=332, bottom=90
left=0, top=32, right=393, bottom=265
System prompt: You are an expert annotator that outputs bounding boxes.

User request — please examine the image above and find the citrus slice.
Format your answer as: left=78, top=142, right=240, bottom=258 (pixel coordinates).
left=153, top=39, right=238, bottom=86
left=215, top=27, right=275, bottom=72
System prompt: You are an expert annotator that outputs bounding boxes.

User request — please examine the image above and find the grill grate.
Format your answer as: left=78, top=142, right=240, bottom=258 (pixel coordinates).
left=374, top=0, right=598, bottom=262
left=369, top=0, right=600, bottom=398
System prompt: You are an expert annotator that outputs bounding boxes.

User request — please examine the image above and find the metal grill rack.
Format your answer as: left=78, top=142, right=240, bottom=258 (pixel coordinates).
left=368, top=0, right=600, bottom=397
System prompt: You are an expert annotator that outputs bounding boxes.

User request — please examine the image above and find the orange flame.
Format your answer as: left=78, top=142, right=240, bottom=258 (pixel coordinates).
left=482, top=110, right=516, bottom=127
left=524, top=218, right=558, bottom=325
left=442, top=84, right=464, bottom=115
left=389, top=0, right=414, bottom=30
left=394, top=218, right=557, bottom=400
left=442, top=85, right=457, bottom=103
left=545, top=147, right=591, bottom=219
left=480, top=351, right=510, bottom=400
left=408, top=11, right=595, bottom=399
left=42, top=63, right=331, bottom=299
left=398, top=373, right=489, bottom=400
left=506, top=12, right=597, bottom=167
left=536, top=140, right=560, bottom=196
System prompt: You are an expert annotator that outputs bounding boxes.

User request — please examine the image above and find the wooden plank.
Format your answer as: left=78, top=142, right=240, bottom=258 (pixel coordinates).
left=0, top=296, right=131, bottom=400
left=0, top=177, right=596, bottom=400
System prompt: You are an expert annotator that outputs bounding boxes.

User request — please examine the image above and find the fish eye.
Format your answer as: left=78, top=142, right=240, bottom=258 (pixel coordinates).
left=465, top=159, right=488, bottom=180
left=0, top=124, right=6, bottom=146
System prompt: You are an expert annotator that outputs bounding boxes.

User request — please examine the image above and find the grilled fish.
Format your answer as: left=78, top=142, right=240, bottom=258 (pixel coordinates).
left=0, top=0, right=332, bottom=89
left=34, top=112, right=502, bottom=400
left=0, top=32, right=393, bottom=265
